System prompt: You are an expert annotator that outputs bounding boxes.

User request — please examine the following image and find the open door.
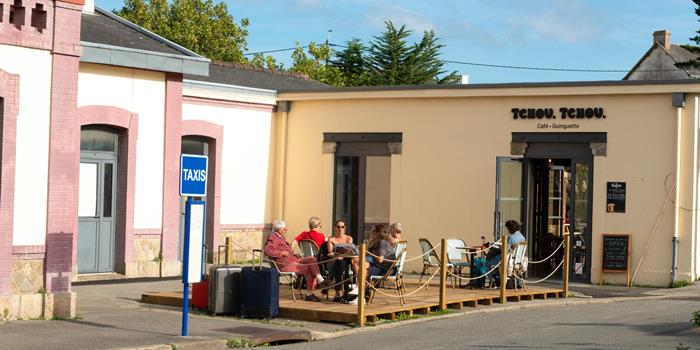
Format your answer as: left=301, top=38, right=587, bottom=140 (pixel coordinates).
left=494, top=157, right=524, bottom=241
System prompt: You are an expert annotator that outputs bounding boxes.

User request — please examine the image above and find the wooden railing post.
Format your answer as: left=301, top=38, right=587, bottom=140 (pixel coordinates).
left=357, top=241, right=366, bottom=326
left=225, top=237, right=234, bottom=265
left=500, top=232, right=507, bottom=304
left=563, top=233, right=570, bottom=298
left=439, top=238, right=447, bottom=310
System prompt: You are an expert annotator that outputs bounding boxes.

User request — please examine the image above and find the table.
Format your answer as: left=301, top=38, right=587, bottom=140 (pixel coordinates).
left=456, top=245, right=489, bottom=288
left=326, top=253, right=359, bottom=297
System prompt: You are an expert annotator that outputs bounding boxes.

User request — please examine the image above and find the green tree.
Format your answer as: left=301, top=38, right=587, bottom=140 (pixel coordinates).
left=115, top=0, right=276, bottom=68
left=366, top=21, right=457, bottom=85
left=290, top=42, right=344, bottom=86
left=676, top=0, right=700, bottom=69
left=332, top=38, right=369, bottom=86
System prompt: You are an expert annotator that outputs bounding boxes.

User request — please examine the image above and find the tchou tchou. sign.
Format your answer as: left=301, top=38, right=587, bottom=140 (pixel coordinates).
left=511, top=107, right=607, bottom=120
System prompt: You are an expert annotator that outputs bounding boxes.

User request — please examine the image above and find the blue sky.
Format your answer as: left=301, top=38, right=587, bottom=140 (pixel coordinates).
left=96, top=0, right=699, bottom=83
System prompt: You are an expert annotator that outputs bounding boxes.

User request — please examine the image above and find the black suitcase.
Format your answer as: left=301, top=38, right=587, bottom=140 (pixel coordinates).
left=208, top=266, right=242, bottom=315
left=240, top=249, right=279, bottom=318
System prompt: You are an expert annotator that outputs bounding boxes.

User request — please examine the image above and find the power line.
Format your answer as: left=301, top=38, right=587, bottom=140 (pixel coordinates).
left=244, top=42, right=689, bottom=74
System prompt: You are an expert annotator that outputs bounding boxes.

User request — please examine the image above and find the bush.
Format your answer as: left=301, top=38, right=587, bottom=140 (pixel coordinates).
left=227, top=337, right=255, bottom=348
left=670, top=280, right=692, bottom=288
left=692, top=311, right=700, bottom=328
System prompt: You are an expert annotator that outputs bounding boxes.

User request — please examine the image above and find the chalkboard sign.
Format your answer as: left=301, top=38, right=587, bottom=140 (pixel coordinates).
left=600, top=234, right=631, bottom=286
left=606, top=182, right=626, bottom=213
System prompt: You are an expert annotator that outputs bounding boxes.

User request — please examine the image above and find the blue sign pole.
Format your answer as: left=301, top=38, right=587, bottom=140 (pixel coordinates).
left=179, top=154, right=208, bottom=337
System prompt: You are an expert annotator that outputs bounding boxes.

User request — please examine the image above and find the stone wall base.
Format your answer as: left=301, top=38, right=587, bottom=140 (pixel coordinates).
left=124, top=260, right=181, bottom=278
left=0, top=291, right=75, bottom=321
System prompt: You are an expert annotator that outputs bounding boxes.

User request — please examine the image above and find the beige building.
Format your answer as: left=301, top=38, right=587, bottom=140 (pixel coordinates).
left=274, top=80, right=700, bottom=287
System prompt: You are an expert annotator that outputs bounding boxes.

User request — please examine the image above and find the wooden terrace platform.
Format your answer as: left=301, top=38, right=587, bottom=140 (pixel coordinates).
left=141, top=279, right=564, bottom=324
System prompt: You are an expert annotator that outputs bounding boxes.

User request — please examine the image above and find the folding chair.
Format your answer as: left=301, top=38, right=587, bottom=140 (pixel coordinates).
left=507, top=241, right=528, bottom=292
left=261, top=250, right=301, bottom=302
left=446, top=238, right=470, bottom=288
left=369, top=241, right=408, bottom=306
left=418, top=238, right=454, bottom=289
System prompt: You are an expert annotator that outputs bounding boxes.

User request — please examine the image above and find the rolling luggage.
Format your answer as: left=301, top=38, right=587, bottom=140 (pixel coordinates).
left=191, top=276, right=209, bottom=309
left=208, top=266, right=242, bottom=315
left=470, top=257, right=488, bottom=288
left=240, top=249, right=279, bottom=318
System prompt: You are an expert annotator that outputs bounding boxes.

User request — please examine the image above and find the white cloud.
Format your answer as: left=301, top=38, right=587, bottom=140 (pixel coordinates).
left=364, top=5, right=435, bottom=33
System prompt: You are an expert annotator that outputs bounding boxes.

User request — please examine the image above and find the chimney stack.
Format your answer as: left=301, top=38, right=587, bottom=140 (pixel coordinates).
left=653, top=30, right=671, bottom=51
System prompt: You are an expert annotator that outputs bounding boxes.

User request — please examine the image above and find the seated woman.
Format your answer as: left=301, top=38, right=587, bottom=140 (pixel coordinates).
left=264, top=220, right=332, bottom=301
left=388, top=222, right=403, bottom=246
left=326, top=220, right=358, bottom=301
left=486, top=219, right=526, bottom=287
left=367, top=224, right=396, bottom=278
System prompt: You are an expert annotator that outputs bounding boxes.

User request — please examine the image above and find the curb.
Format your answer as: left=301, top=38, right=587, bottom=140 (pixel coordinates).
left=309, top=294, right=670, bottom=341
left=116, top=338, right=228, bottom=350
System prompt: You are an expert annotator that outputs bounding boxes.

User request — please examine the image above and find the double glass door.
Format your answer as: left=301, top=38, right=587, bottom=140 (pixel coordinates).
left=494, top=156, right=593, bottom=282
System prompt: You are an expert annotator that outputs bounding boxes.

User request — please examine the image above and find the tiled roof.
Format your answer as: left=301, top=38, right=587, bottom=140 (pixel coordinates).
left=185, top=61, right=328, bottom=90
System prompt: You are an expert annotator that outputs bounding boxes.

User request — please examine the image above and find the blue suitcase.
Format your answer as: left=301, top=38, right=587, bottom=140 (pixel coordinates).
left=470, top=257, right=488, bottom=288
left=240, top=249, right=279, bottom=318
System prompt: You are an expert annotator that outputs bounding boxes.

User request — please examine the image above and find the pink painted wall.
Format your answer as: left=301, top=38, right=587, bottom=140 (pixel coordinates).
left=0, top=70, right=19, bottom=296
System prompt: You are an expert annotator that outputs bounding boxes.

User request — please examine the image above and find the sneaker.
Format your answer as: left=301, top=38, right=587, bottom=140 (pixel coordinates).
left=304, top=294, right=321, bottom=302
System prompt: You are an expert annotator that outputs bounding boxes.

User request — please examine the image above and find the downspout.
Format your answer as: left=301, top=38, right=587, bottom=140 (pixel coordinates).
left=693, top=97, right=699, bottom=280
left=672, top=94, right=685, bottom=283
left=277, top=101, right=290, bottom=219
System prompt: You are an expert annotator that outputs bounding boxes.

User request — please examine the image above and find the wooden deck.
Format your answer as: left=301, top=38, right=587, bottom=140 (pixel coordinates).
left=142, top=280, right=564, bottom=324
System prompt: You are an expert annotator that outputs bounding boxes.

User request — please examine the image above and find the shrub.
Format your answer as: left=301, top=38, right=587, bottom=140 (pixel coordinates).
left=670, top=280, right=692, bottom=288
left=227, top=337, right=255, bottom=348
left=692, top=311, right=700, bottom=328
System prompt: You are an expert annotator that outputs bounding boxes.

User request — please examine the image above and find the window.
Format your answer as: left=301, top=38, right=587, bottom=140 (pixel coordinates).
left=10, top=0, right=25, bottom=27
left=31, top=3, right=46, bottom=31
left=81, top=126, right=118, bottom=153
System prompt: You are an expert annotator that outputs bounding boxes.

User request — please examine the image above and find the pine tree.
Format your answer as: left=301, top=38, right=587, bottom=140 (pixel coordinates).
left=676, top=0, right=700, bottom=69
left=332, top=39, right=369, bottom=86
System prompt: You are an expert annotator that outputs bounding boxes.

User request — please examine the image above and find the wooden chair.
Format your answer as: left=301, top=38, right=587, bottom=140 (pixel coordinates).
left=369, top=241, right=408, bottom=306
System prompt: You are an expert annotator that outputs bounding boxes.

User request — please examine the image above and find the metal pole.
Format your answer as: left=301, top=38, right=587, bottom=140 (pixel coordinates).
left=225, top=237, right=233, bottom=265
left=181, top=283, right=189, bottom=336
left=500, top=233, right=507, bottom=304
left=563, top=233, right=570, bottom=298
left=357, top=242, right=366, bottom=326
left=439, top=239, right=448, bottom=310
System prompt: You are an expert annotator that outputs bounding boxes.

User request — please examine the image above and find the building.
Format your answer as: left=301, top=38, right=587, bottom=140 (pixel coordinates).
left=625, top=30, right=700, bottom=80
left=276, top=81, right=700, bottom=288
left=0, top=0, right=698, bottom=320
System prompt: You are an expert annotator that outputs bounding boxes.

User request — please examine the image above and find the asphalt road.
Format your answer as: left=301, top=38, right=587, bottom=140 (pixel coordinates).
left=279, top=297, right=700, bottom=350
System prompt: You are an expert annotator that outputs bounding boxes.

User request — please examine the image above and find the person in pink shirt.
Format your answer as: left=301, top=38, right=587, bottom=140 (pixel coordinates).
left=264, top=220, right=331, bottom=301
left=293, top=216, right=327, bottom=250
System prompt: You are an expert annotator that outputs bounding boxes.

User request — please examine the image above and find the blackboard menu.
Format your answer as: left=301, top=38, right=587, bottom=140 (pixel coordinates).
left=602, top=235, right=629, bottom=271
left=606, top=182, right=626, bottom=213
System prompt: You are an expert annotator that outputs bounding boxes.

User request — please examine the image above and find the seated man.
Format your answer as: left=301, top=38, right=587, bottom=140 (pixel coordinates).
left=486, top=220, right=526, bottom=286
left=264, top=220, right=332, bottom=301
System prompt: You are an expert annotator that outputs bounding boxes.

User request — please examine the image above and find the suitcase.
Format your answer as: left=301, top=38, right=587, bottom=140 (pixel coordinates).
left=240, top=249, right=279, bottom=318
left=470, top=257, right=488, bottom=288
left=191, top=276, right=209, bottom=309
left=208, top=266, right=242, bottom=315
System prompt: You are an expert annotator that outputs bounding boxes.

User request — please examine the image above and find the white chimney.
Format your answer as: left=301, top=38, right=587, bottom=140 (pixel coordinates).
left=459, top=74, right=470, bottom=84
left=83, top=0, right=95, bottom=14
left=653, top=30, right=671, bottom=51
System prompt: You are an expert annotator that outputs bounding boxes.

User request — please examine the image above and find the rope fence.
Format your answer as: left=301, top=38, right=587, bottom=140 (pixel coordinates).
left=366, top=267, right=441, bottom=298
left=446, top=261, right=501, bottom=281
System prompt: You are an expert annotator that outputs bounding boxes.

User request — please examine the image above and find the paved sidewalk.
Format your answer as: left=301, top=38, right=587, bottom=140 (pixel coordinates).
left=0, top=278, right=695, bottom=350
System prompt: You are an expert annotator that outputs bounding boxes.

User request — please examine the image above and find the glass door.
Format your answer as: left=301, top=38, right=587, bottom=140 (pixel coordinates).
left=334, top=156, right=361, bottom=242
left=494, top=157, right=524, bottom=240
left=571, top=158, right=593, bottom=282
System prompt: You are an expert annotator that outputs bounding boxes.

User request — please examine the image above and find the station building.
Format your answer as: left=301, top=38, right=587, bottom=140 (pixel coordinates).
left=0, top=0, right=698, bottom=320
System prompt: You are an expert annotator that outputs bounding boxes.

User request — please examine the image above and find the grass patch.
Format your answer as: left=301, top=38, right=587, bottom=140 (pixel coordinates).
left=670, top=280, right=692, bottom=288
left=249, top=318, right=304, bottom=328
left=429, top=309, right=455, bottom=316
left=692, top=311, right=700, bottom=328
left=50, top=315, right=65, bottom=321
left=227, top=337, right=256, bottom=348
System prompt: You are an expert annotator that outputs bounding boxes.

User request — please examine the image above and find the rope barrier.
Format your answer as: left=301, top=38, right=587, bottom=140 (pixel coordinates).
left=366, top=267, right=441, bottom=298
left=515, top=258, right=564, bottom=284
left=527, top=240, right=565, bottom=264
left=365, top=242, right=441, bottom=263
left=445, top=260, right=501, bottom=281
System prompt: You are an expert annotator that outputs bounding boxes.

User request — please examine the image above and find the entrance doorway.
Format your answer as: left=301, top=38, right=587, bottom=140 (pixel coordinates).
left=78, top=126, right=118, bottom=273
left=333, top=142, right=392, bottom=243
left=495, top=135, right=597, bottom=283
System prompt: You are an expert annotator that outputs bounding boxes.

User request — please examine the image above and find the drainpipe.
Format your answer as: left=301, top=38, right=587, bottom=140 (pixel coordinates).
left=276, top=101, right=290, bottom=219
left=672, top=93, right=685, bottom=283
left=693, top=97, right=699, bottom=280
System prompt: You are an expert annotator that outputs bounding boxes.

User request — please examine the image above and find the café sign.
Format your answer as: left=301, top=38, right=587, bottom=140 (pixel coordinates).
left=511, top=107, right=607, bottom=120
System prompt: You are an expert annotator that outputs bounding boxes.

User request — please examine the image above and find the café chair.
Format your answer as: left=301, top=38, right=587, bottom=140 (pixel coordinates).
left=446, top=238, right=471, bottom=288
left=369, top=241, right=408, bottom=306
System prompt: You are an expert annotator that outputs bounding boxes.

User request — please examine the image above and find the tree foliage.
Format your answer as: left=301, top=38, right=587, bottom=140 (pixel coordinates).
left=676, top=0, right=700, bottom=69
left=290, top=42, right=344, bottom=86
left=293, top=21, right=457, bottom=87
left=115, top=0, right=278, bottom=68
